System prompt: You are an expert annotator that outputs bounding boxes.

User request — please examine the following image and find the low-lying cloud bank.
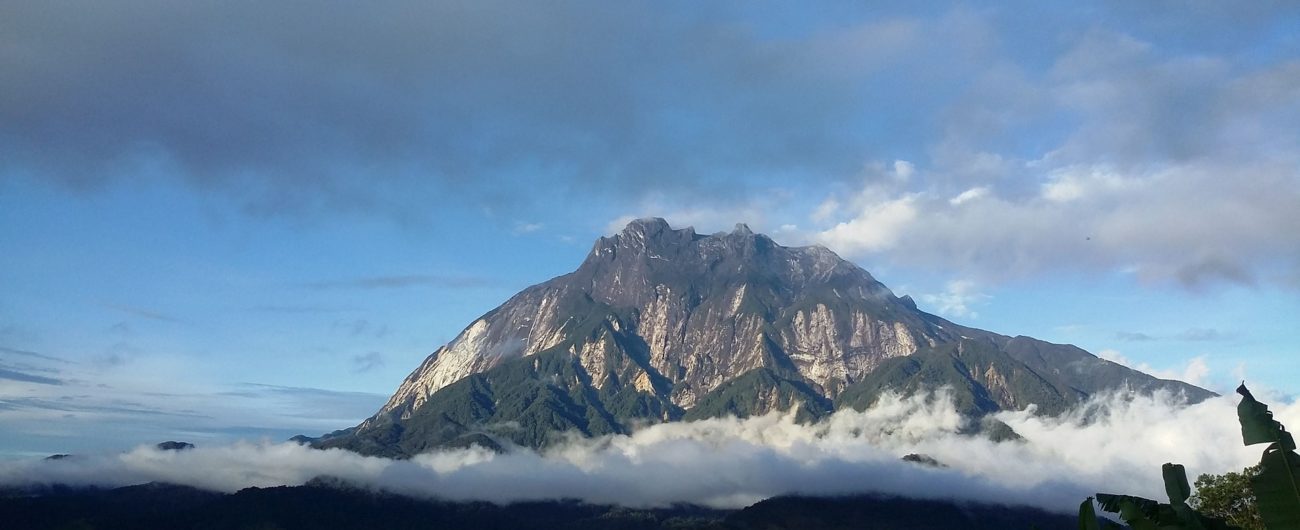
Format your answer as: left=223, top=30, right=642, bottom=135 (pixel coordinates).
left=3, top=389, right=1295, bottom=513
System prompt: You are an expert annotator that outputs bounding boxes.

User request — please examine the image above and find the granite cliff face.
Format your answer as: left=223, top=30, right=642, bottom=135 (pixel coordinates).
left=317, top=218, right=1212, bottom=456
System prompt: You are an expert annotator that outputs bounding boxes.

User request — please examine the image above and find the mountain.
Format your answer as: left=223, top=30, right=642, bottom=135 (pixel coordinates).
left=316, top=218, right=1212, bottom=456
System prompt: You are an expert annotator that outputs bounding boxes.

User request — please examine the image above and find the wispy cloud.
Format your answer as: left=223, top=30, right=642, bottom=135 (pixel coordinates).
left=513, top=222, right=544, bottom=235
left=1175, top=328, right=1236, bottom=342
left=301, top=274, right=498, bottom=290
left=230, top=383, right=387, bottom=421
left=918, top=280, right=989, bottom=319
left=247, top=304, right=355, bottom=314
left=0, top=396, right=207, bottom=419
left=331, top=319, right=389, bottom=339
left=0, top=367, right=63, bottom=386
left=1114, top=332, right=1157, bottom=342
left=102, top=304, right=184, bottom=323
left=350, top=352, right=384, bottom=374
left=0, top=346, right=71, bottom=364
left=1111, top=328, right=1237, bottom=343
left=0, top=360, right=385, bottom=456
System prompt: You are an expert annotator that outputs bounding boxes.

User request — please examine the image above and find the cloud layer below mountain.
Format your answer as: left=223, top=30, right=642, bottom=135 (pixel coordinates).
left=4, top=389, right=1294, bottom=513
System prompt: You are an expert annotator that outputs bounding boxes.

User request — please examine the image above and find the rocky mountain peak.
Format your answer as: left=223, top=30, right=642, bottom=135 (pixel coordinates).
left=622, top=216, right=673, bottom=235
left=618, top=217, right=695, bottom=246
left=317, top=220, right=1215, bottom=456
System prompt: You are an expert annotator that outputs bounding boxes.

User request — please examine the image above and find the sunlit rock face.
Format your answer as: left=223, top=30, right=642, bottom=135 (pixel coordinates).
left=375, top=219, right=936, bottom=417
left=326, top=218, right=1214, bottom=456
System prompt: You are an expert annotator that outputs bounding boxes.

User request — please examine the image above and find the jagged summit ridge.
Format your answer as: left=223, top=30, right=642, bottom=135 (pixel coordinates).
left=321, top=218, right=1213, bottom=456
left=374, top=219, right=915, bottom=422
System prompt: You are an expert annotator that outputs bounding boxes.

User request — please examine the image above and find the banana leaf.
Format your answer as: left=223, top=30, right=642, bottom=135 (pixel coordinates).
left=1096, top=494, right=1162, bottom=530
left=1237, top=384, right=1296, bottom=450
left=1251, top=441, right=1300, bottom=530
left=1097, top=464, right=1240, bottom=530
left=1080, top=497, right=1101, bottom=530
left=1166, top=463, right=1192, bottom=505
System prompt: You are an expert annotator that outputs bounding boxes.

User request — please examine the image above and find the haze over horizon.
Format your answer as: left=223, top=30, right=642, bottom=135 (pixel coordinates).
left=2, top=1, right=1299, bottom=457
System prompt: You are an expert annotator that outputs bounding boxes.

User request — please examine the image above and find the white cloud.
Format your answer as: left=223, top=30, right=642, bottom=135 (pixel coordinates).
left=803, top=26, right=1300, bottom=290
left=810, top=157, right=1300, bottom=287
left=513, top=222, right=544, bottom=234
left=811, top=198, right=840, bottom=223
left=605, top=191, right=813, bottom=239
left=948, top=187, right=989, bottom=206
left=816, top=193, right=918, bottom=254
left=1040, top=165, right=1131, bottom=203
left=2, top=390, right=1292, bottom=514
left=1098, top=350, right=1212, bottom=388
left=918, top=279, right=989, bottom=318
left=893, top=160, right=915, bottom=180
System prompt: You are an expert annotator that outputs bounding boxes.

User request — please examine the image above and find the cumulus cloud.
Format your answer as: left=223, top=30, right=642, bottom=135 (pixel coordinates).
left=817, top=192, right=919, bottom=254
left=806, top=25, right=1300, bottom=289
left=2, top=390, right=1292, bottom=514
left=812, top=157, right=1300, bottom=288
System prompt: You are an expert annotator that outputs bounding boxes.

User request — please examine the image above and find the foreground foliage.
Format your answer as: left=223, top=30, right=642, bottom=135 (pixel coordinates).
left=1080, top=384, right=1300, bottom=530
left=0, top=483, right=1077, bottom=530
left=1190, top=466, right=1264, bottom=530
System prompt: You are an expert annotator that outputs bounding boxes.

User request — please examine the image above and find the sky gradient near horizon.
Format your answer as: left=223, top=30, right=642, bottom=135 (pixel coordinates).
left=2, top=0, right=1299, bottom=456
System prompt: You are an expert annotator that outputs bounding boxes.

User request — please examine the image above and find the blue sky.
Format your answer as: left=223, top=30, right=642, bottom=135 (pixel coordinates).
left=2, top=0, right=1298, bottom=456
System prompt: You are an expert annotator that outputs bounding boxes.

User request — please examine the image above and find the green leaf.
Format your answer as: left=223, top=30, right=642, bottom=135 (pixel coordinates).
left=1237, top=384, right=1296, bottom=450
left=1251, top=442, right=1300, bottom=530
left=1097, top=494, right=1161, bottom=530
left=1190, top=466, right=1262, bottom=530
left=1166, top=463, right=1192, bottom=505
left=1080, top=497, right=1101, bottom=530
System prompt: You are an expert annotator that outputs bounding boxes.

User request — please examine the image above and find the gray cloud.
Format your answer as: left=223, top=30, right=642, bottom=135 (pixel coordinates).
left=1175, top=255, right=1257, bottom=290
left=0, top=367, right=63, bottom=386
left=812, top=90, right=1300, bottom=289
left=0, top=1, right=929, bottom=219
left=350, top=352, right=385, bottom=374
left=1114, top=332, right=1156, bottom=342
left=0, top=396, right=206, bottom=419
left=6, top=2, right=1297, bottom=288
left=802, top=17, right=1300, bottom=289
left=332, top=319, right=389, bottom=339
